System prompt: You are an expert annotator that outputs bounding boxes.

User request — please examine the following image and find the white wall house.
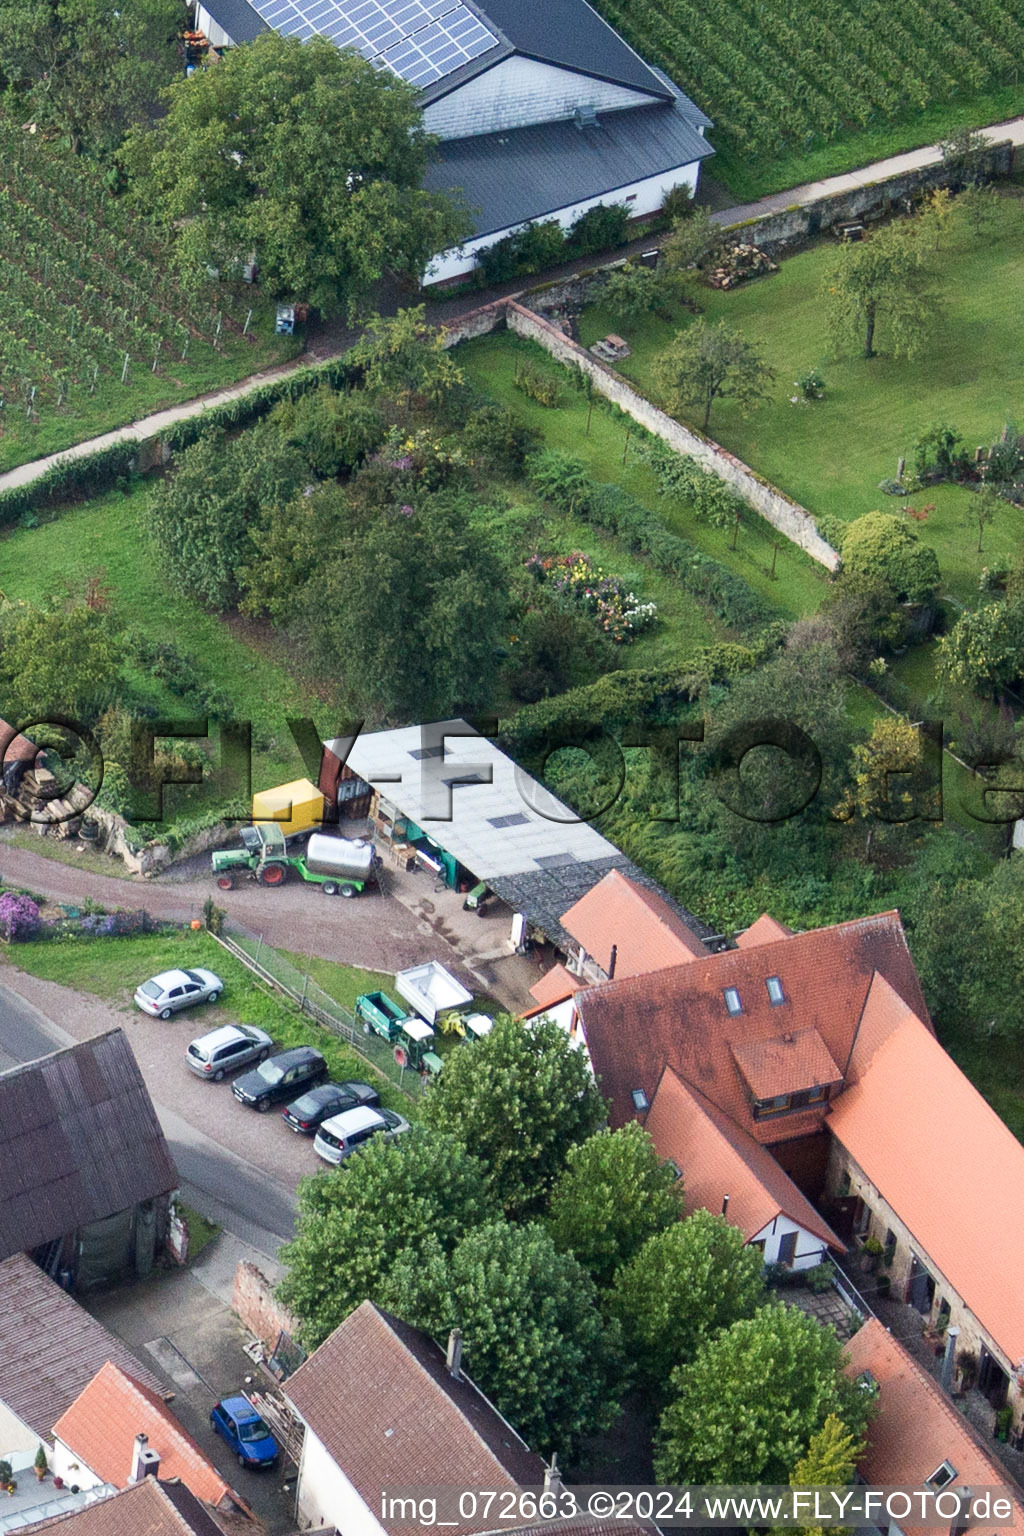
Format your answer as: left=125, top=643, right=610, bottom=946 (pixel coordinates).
left=294, top=1427, right=388, bottom=1536
left=191, top=0, right=714, bottom=286
left=749, top=1213, right=830, bottom=1272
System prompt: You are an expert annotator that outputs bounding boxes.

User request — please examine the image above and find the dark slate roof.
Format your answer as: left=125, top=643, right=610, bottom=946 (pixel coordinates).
left=424, top=84, right=713, bottom=238
left=201, top=0, right=267, bottom=42
left=422, top=0, right=668, bottom=103
left=0, top=1252, right=164, bottom=1441
left=489, top=853, right=714, bottom=953
left=0, top=1030, right=178, bottom=1261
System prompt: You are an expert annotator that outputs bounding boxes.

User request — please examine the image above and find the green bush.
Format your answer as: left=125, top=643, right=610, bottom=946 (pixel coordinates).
left=271, top=386, right=386, bottom=478
left=514, top=366, right=563, bottom=408
left=461, top=405, right=538, bottom=474
left=477, top=220, right=566, bottom=285
left=839, top=511, right=941, bottom=604
left=805, top=1263, right=834, bottom=1293
left=526, top=450, right=592, bottom=512
left=567, top=202, right=631, bottom=256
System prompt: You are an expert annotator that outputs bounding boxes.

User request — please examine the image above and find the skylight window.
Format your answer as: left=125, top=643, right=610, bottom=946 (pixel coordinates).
left=926, top=1462, right=957, bottom=1491
left=632, top=1088, right=650, bottom=1112
left=723, top=986, right=743, bottom=1015
left=766, top=975, right=785, bottom=1005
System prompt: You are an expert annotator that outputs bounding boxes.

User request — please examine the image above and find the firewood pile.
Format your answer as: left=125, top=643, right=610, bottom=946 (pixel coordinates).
left=706, top=242, right=778, bottom=289
left=0, top=765, right=95, bottom=836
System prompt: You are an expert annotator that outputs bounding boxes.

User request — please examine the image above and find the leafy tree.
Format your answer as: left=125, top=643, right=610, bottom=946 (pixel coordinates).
left=146, top=422, right=308, bottom=610
left=939, top=126, right=989, bottom=180
left=546, top=1123, right=684, bottom=1285
left=906, top=854, right=1024, bottom=1038
left=608, top=1211, right=766, bottom=1390
left=660, top=207, right=725, bottom=286
left=834, top=715, right=939, bottom=852
left=964, top=485, right=999, bottom=554
left=0, top=0, right=184, bottom=157
left=271, top=387, right=385, bottom=480
left=122, top=34, right=467, bottom=316
left=299, top=492, right=510, bottom=721
left=603, top=261, right=668, bottom=321
left=654, top=319, right=775, bottom=432
left=506, top=599, right=608, bottom=704
left=914, top=422, right=965, bottom=480
left=956, top=183, right=1001, bottom=239
left=655, top=1304, right=864, bottom=1484
left=385, top=1218, right=622, bottom=1456
left=423, top=1016, right=606, bottom=1217
left=918, top=187, right=959, bottom=250
left=822, top=222, right=937, bottom=360
left=817, top=578, right=907, bottom=671
left=937, top=597, right=1024, bottom=695
left=0, top=590, right=125, bottom=722
left=769, top=1415, right=866, bottom=1536
left=278, top=1127, right=497, bottom=1349
left=839, top=511, right=940, bottom=604
left=350, top=308, right=463, bottom=407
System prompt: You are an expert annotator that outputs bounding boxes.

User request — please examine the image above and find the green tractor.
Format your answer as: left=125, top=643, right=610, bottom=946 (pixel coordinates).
left=212, top=824, right=378, bottom=896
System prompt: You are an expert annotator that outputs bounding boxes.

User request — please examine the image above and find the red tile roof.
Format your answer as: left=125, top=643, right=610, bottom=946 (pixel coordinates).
left=51, top=1363, right=244, bottom=1514
left=284, top=1302, right=543, bottom=1530
left=843, top=1320, right=1024, bottom=1536
left=21, top=1478, right=227, bottom=1536
left=830, top=976, right=1024, bottom=1364
left=736, top=914, right=793, bottom=948
left=645, top=1068, right=843, bottom=1251
left=559, top=870, right=708, bottom=976
left=730, top=1027, right=842, bottom=1101
left=578, top=911, right=930, bottom=1144
left=528, top=964, right=582, bottom=1010
left=0, top=718, right=41, bottom=765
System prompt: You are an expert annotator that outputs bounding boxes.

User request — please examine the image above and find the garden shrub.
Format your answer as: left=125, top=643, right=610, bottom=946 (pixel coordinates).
left=478, top=220, right=565, bottom=284
left=514, top=367, right=563, bottom=408
left=527, top=450, right=592, bottom=512
left=567, top=202, right=630, bottom=256
left=914, top=423, right=968, bottom=481
left=661, top=184, right=695, bottom=224
left=0, top=893, right=41, bottom=941
left=271, top=386, right=386, bottom=479
left=525, top=551, right=657, bottom=643
left=839, top=511, right=940, bottom=604
left=461, top=405, right=538, bottom=475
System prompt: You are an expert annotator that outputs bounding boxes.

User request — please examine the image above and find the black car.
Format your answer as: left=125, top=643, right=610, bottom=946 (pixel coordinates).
left=232, top=1046, right=327, bottom=1112
left=282, top=1080, right=381, bottom=1134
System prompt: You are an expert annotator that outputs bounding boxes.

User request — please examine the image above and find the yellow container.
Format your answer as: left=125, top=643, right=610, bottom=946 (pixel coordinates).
left=252, top=778, right=325, bottom=838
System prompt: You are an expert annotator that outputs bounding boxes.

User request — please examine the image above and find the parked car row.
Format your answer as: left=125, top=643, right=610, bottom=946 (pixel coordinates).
left=134, top=969, right=411, bottom=1162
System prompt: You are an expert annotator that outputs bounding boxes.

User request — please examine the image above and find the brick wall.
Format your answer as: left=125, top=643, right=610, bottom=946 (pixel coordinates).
left=233, top=1260, right=300, bottom=1352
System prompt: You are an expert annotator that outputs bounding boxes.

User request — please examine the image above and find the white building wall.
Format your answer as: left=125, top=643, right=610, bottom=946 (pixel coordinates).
left=194, top=4, right=235, bottom=47
left=0, top=1402, right=40, bottom=1459
left=295, top=1427, right=388, bottom=1536
left=51, top=1438, right=103, bottom=1491
left=750, top=1214, right=829, bottom=1272
left=423, top=58, right=656, bottom=140
left=424, top=157, right=701, bottom=283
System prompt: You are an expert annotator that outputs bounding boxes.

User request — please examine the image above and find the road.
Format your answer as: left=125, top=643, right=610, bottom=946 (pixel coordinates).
left=0, top=975, right=299, bottom=1257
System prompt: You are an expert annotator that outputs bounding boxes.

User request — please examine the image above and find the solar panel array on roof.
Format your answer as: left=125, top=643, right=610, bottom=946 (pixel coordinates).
left=250, top=0, right=499, bottom=85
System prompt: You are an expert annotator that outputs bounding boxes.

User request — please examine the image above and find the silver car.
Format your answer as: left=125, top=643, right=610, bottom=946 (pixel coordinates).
left=134, top=967, right=223, bottom=1019
left=313, top=1105, right=410, bottom=1165
left=187, top=1024, right=274, bottom=1081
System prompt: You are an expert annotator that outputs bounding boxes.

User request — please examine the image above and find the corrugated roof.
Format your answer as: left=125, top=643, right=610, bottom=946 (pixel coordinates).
left=424, top=86, right=712, bottom=238
left=843, top=1320, right=1024, bottom=1536
left=52, top=1363, right=244, bottom=1513
left=0, top=1253, right=163, bottom=1442
left=0, top=1031, right=178, bottom=1262
left=645, top=1068, right=843, bottom=1251
left=830, top=976, right=1024, bottom=1364
left=284, top=1301, right=543, bottom=1522
left=578, top=911, right=931, bottom=1145
left=560, top=869, right=708, bottom=976
left=730, top=1027, right=842, bottom=1101
left=20, top=1477, right=227, bottom=1536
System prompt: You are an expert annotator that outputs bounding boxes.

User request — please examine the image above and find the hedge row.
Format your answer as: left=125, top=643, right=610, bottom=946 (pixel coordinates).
left=0, top=355, right=358, bottom=525
left=526, top=452, right=777, bottom=637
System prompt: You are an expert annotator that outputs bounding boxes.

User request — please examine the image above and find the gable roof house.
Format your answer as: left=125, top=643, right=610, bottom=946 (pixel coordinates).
left=282, top=1300, right=543, bottom=1534
left=51, top=1362, right=251, bottom=1520
left=0, top=1252, right=164, bottom=1460
left=0, top=1031, right=178, bottom=1290
left=20, top=1476, right=230, bottom=1536
left=842, top=1320, right=1024, bottom=1536
left=190, top=0, right=713, bottom=282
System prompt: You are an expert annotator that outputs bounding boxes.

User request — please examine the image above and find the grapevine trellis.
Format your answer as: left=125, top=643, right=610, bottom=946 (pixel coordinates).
left=0, top=120, right=251, bottom=418
left=591, top=0, right=1024, bottom=159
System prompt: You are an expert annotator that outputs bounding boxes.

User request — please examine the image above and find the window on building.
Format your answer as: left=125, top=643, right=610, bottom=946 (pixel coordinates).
left=766, top=975, right=785, bottom=1005
left=856, top=1369, right=878, bottom=1394
left=884, top=1227, right=897, bottom=1262
left=724, top=986, right=743, bottom=1015
left=631, top=1088, right=649, bottom=1112
left=807, top=1084, right=827, bottom=1103
left=926, top=1462, right=957, bottom=1491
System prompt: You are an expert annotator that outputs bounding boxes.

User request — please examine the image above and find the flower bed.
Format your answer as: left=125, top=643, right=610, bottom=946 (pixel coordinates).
left=526, top=551, right=657, bottom=643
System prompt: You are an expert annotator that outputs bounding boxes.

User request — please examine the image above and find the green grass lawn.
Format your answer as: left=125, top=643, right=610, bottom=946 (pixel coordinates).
left=0, top=484, right=334, bottom=789
left=459, top=330, right=830, bottom=623
left=579, top=193, right=1024, bottom=608
left=0, top=300, right=300, bottom=474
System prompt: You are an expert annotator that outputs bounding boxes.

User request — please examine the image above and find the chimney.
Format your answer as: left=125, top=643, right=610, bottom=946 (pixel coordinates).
left=940, top=1326, right=961, bottom=1393
left=607, top=945, right=617, bottom=981
left=543, top=1454, right=563, bottom=1496
left=721, top=1195, right=730, bottom=1218
left=446, top=1328, right=463, bottom=1381
left=130, top=1434, right=161, bottom=1483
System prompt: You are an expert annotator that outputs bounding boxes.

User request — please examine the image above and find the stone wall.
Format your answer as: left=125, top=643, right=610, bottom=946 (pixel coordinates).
left=439, top=302, right=508, bottom=347
left=233, top=1260, right=300, bottom=1353
left=503, top=301, right=840, bottom=569
left=79, top=804, right=238, bottom=876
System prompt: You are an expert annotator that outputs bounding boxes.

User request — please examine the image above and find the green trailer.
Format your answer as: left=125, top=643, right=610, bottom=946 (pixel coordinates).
left=355, top=990, right=442, bottom=1077
left=212, top=825, right=378, bottom=897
